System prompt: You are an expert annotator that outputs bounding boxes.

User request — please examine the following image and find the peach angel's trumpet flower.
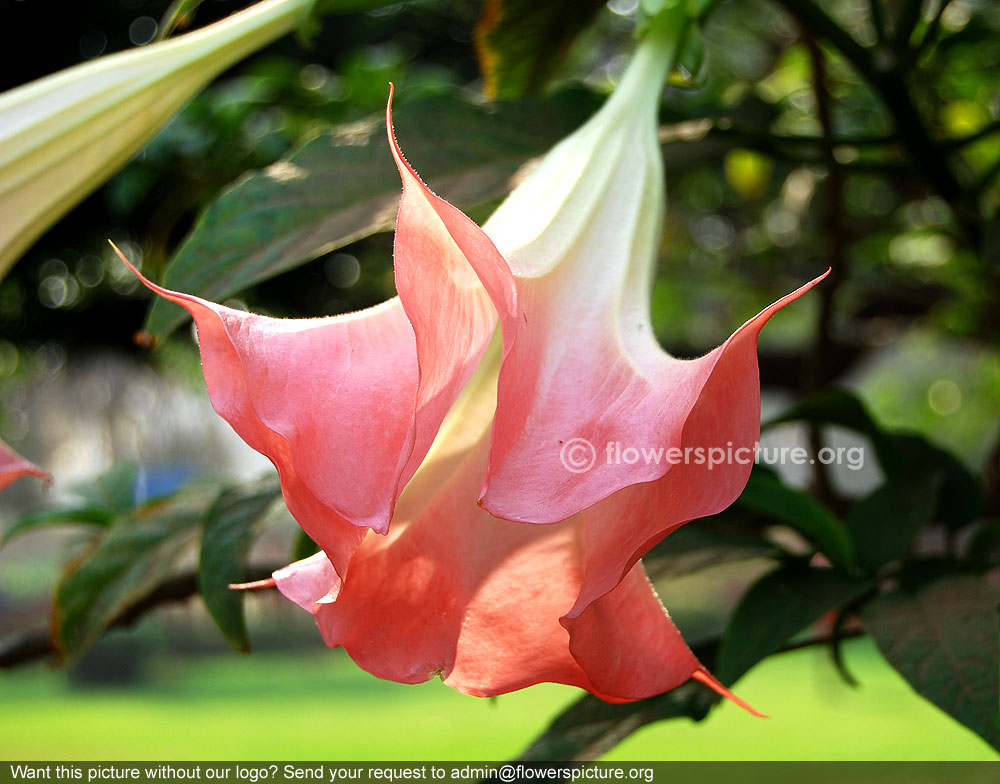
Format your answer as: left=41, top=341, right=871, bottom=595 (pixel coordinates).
left=117, top=12, right=824, bottom=707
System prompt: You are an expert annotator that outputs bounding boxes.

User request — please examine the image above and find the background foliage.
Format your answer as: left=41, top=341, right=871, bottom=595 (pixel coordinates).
left=1, top=0, right=998, bottom=761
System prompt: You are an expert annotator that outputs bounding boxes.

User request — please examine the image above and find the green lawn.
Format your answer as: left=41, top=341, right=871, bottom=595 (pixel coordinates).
left=0, top=639, right=993, bottom=760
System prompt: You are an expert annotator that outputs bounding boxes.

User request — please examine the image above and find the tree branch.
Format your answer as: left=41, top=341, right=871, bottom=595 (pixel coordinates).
left=773, top=0, right=982, bottom=246
left=802, top=29, right=845, bottom=505
left=0, top=563, right=281, bottom=669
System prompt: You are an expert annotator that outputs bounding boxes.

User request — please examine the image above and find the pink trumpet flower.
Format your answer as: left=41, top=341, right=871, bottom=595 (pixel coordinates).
left=118, top=18, right=824, bottom=707
left=0, top=439, right=49, bottom=492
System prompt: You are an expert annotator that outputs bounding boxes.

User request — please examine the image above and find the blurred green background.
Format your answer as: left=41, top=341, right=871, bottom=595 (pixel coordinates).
left=0, top=623, right=994, bottom=759
left=1, top=0, right=998, bottom=763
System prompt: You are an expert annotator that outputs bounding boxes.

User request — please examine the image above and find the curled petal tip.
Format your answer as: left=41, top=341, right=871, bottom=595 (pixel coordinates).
left=0, top=439, right=51, bottom=493
left=108, top=239, right=148, bottom=290
left=691, top=669, right=767, bottom=718
left=228, top=578, right=276, bottom=591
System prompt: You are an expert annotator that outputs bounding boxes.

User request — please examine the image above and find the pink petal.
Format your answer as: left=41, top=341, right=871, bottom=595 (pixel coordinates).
left=0, top=438, right=49, bottom=492
left=564, top=562, right=763, bottom=715
left=385, top=89, right=518, bottom=484
left=273, top=354, right=752, bottom=709
left=115, top=90, right=514, bottom=573
left=116, top=248, right=407, bottom=574
left=481, top=274, right=829, bottom=523
left=273, top=550, right=342, bottom=611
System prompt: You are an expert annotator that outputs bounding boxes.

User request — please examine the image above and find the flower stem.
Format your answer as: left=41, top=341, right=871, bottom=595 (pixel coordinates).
left=606, top=8, right=688, bottom=121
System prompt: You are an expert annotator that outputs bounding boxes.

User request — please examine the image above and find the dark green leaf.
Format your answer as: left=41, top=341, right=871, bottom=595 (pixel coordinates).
left=674, top=21, right=706, bottom=86
left=155, top=0, right=207, bottom=39
left=862, top=575, right=1000, bottom=751
left=766, top=388, right=897, bottom=467
left=767, top=387, right=882, bottom=439
left=847, top=473, right=942, bottom=573
left=738, top=469, right=854, bottom=571
left=0, top=507, right=111, bottom=550
left=474, top=0, right=606, bottom=99
left=144, top=91, right=598, bottom=339
left=199, top=477, right=282, bottom=652
left=770, top=391, right=981, bottom=527
left=887, top=433, right=982, bottom=529
left=1, top=462, right=141, bottom=550
left=516, top=679, right=717, bottom=761
left=965, top=522, right=1000, bottom=572
left=643, top=523, right=779, bottom=581
left=68, top=461, right=138, bottom=515
left=718, top=565, right=870, bottom=685
left=53, top=492, right=208, bottom=662
left=291, top=527, right=321, bottom=563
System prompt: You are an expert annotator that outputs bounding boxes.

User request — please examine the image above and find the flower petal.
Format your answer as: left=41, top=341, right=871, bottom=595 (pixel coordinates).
left=0, top=438, right=49, bottom=492
left=563, top=561, right=764, bottom=715
left=273, top=550, right=342, bottom=611
left=385, top=88, right=517, bottom=487
left=116, top=246, right=409, bottom=572
left=553, top=277, right=826, bottom=619
left=273, top=343, right=750, bottom=708
left=116, top=91, right=515, bottom=572
left=470, top=25, right=827, bottom=522
left=483, top=273, right=827, bottom=525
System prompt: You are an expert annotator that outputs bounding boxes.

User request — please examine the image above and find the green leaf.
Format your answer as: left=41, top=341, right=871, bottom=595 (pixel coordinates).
left=766, top=388, right=896, bottom=467
left=291, top=527, right=321, bottom=563
left=847, top=472, right=942, bottom=573
left=68, top=461, right=138, bottom=514
left=862, top=575, right=1000, bottom=752
left=516, top=679, right=717, bottom=761
left=474, top=0, right=606, bottom=99
left=770, top=390, right=981, bottom=526
left=643, top=523, right=779, bottom=581
left=53, top=492, right=208, bottom=662
left=144, top=91, right=598, bottom=339
left=738, top=469, right=854, bottom=571
left=717, top=565, right=870, bottom=685
left=156, top=0, right=208, bottom=40
left=965, top=521, right=1000, bottom=573
left=887, top=433, right=981, bottom=529
left=768, top=387, right=880, bottom=435
left=673, top=22, right=706, bottom=86
left=0, top=507, right=111, bottom=550
left=199, top=477, right=282, bottom=652
left=0, top=461, right=140, bottom=550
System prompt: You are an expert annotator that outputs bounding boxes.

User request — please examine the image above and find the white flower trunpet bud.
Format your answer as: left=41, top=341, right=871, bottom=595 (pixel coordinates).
left=0, top=0, right=312, bottom=279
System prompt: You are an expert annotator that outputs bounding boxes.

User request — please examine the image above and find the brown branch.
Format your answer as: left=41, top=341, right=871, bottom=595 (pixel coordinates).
left=699, top=126, right=907, bottom=175
left=801, top=30, right=846, bottom=506
left=0, top=563, right=281, bottom=669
